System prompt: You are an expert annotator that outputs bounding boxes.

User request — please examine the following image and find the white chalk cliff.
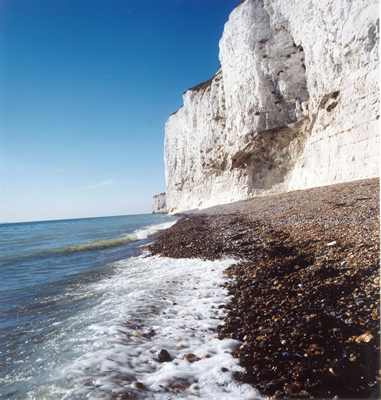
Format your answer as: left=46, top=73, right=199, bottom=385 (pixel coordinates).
left=153, top=0, right=379, bottom=214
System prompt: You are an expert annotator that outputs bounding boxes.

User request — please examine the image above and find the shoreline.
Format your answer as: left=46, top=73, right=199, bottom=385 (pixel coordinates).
left=148, top=178, right=380, bottom=399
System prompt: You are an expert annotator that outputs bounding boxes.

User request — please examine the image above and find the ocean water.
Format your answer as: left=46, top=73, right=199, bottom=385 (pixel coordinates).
left=0, top=214, right=263, bottom=400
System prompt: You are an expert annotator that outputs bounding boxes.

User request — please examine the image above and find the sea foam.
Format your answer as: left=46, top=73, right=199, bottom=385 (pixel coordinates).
left=26, top=255, right=264, bottom=400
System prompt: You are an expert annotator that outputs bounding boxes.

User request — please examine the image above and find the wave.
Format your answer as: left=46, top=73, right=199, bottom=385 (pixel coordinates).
left=47, top=220, right=178, bottom=254
left=53, top=236, right=135, bottom=253
left=132, top=220, right=177, bottom=241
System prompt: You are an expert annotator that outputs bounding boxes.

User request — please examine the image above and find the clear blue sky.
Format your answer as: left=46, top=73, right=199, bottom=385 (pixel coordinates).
left=0, top=0, right=239, bottom=223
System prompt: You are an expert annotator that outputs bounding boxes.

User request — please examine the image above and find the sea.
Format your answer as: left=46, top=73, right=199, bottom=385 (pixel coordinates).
left=0, top=214, right=263, bottom=400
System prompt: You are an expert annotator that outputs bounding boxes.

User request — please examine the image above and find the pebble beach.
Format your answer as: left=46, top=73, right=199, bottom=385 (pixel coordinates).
left=148, top=178, right=380, bottom=399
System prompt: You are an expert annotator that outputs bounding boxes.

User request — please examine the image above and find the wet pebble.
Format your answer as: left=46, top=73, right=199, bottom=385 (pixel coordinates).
left=131, top=381, right=146, bottom=390
left=156, top=349, right=172, bottom=363
left=183, top=353, right=199, bottom=363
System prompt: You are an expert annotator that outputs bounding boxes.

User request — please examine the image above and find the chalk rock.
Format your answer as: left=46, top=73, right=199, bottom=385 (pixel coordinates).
left=152, top=192, right=167, bottom=214
left=156, top=0, right=379, bottom=213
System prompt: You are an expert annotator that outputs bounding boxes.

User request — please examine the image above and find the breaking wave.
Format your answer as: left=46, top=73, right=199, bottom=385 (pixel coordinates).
left=45, top=220, right=178, bottom=254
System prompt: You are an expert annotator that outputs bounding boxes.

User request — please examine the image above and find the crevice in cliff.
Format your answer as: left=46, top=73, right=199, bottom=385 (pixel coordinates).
left=308, top=90, right=341, bottom=132
left=231, top=118, right=308, bottom=191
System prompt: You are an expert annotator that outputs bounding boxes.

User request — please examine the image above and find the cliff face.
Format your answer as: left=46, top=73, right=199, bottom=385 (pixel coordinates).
left=152, top=193, right=167, bottom=214
left=154, top=0, right=379, bottom=213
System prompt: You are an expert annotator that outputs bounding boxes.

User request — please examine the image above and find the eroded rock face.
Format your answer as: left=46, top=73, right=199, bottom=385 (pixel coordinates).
left=152, top=193, right=167, bottom=214
left=161, top=0, right=379, bottom=213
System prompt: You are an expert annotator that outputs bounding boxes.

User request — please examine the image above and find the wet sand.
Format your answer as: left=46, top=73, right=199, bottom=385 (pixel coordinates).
left=148, top=178, right=380, bottom=399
